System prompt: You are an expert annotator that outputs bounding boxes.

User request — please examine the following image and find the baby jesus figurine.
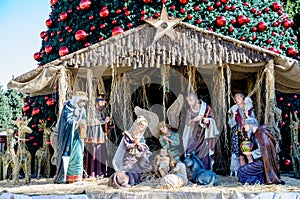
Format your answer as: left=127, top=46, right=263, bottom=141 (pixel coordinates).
left=153, top=148, right=171, bottom=178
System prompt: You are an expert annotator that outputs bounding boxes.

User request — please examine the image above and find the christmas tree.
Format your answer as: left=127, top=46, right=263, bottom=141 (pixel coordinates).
left=0, top=87, right=24, bottom=128
left=22, top=94, right=58, bottom=156
left=276, top=91, right=300, bottom=170
left=0, top=86, right=12, bottom=128
left=284, top=0, right=300, bottom=51
left=34, top=0, right=298, bottom=65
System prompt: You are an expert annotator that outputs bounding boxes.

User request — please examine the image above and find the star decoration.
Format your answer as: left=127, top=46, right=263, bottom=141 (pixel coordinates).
left=145, top=5, right=184, bottom=43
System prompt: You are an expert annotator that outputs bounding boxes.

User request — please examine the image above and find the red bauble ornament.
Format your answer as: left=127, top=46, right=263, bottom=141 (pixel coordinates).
left=23, top=104, right=30, bottom=112
left=221, top=0, right=228, bottom=3
left=287, top=47, right=297, bottom=57
left=231, top=5, right=236, bottom=11
left=216, top=16, right=226, bottom=27
left=180, top=8, right=186, bottom=14
left=125, top=10, right=130, bottom=16
left=284, top=159, right=292, bottom=166
left=250, top=8, right=256, bottom=13
left=75, top=30, right=87, bottom=41
left=50, top=0, right=58, bottom=6
left=80, top=0, right=92, bottom=10
left=264, top=7, right=269, bottom=13
left=272, top=2, right=282, bottom=12
left=112, top=26, right=124, bottom=36
left=162, top=0, right=167, bottom=3
left=283, top=19, right=292, bottom=30
left=269, top=47, right=277, bottom=53
left=252, top=35, right=257, bottom=41
left=32, top=107, right=40, bottom=116
left=90, top=25, right=96, bottom=30
left=46, top=18, right=53, bottom=27
left=33, top=52, right=42, bottom=61
left=187, top=14, right=193, bottom=20
left=257, top=11, right=262, bottom=16
left=294, top=95, right=298, bottom=99
left=194, top=6, right=200, bottom=11
left=215, top=1, right=222, bottom=7
left=143, top=0, right=152, bottom=3
left=100, top=24, right=106, bottom=29
left=46, top=98, right=56, bottom=106
left=251, top=27, right=257, bottom=32
left=100, top=7, right=109, bottom=18
left=179, top=0, right=189, bottom=5
left=127, top=23, right=133, bottom=28
left=266, top=38, right=272, bottom=44
left=60, top=12, right=68, bottom=21
left=279, top=97, right=284, bottom=101
left=257, top=22, right=268, bottom=32
left=59, top=46, right=69, bottom=57
left=237, top=15, right=247, bottom=26
left=40, top=31, right=47, bottom=39
left=208, top=6, right=214, bottom=11
left=197, top=19, right=202, bottom=24
left=116, top=9, right=122, bottom=14
left=228, top=26, right=234, bottom=32
left=45, top=45, right=53, bottom=54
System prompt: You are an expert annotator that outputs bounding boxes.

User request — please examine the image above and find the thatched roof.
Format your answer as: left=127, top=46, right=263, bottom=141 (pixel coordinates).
left=8, top=22, right=300, bottom=95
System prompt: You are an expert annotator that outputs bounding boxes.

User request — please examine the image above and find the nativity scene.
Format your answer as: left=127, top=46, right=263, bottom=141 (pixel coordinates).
left=2, top=1, right=300, bottom=198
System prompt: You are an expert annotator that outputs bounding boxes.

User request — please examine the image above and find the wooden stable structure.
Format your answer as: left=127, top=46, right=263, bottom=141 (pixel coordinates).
left=8, top=11, right=300, bottom=174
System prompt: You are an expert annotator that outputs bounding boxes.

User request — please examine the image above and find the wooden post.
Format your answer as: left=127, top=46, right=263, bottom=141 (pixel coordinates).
left=264, top=60, right=275, bottom=125
left=58, top=66, right=68, bottom=120
left=86, top=68, right=96, bottom=126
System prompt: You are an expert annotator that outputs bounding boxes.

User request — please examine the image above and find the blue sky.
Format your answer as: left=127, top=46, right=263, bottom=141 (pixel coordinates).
left=0, top=0, right=50, bottom=89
